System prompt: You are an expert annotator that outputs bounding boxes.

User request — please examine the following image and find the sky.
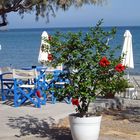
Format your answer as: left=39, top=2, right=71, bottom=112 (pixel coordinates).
left=7, top=0, right=140, bottom=29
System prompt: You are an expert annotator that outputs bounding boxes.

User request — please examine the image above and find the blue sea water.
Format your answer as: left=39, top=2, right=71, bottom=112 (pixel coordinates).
left=0, top=26, right=140, bottom=74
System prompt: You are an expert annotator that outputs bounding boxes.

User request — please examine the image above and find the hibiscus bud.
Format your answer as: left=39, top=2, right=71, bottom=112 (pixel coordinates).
left=48, top=35, right=52, bottom=41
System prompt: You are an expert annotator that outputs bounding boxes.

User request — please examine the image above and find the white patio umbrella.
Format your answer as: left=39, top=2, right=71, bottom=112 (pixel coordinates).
left=38, top=31, right=51, bottom=65
left=121, top=30, right=134, bottom=79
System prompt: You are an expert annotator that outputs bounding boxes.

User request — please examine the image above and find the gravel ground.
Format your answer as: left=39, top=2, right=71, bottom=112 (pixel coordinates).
left=56, top=97, right=140, bottom=140
left=99, top=109, right=140, bottom=140
left=56, top=108, right=140, bottom=140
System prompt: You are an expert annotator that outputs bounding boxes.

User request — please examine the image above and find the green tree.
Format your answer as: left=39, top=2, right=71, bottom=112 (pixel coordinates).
left=0, top=0, right=106, bottom=27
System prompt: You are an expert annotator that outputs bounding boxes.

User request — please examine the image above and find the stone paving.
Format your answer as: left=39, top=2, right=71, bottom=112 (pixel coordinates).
left=0, top=101, right=74, bottom=140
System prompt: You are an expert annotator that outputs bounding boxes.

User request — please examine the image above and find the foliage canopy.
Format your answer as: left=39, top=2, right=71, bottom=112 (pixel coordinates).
left=46, top=20, right=126, bottom=117
left=0, top=0, right=106, bottom=27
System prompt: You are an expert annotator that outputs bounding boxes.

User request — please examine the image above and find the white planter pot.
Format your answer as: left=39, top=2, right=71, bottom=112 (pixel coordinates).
left=69, top=114, right=102, bottom=140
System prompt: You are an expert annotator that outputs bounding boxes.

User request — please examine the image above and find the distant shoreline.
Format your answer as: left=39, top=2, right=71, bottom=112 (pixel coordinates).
left=6, top=25, right=140, bottom=30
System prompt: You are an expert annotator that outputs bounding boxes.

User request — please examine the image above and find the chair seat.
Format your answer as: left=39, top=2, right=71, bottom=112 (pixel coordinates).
left=39, top=79, right=51, bottom=83
left=2, top=81, right=14, bottom=84
left=19, top=84, right=35, bottom=88
left=55, top=82, right=66, bottom=85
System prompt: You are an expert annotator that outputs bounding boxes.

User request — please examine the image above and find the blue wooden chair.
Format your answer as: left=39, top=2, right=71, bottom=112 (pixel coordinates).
left=13, top=69, right=46, bottom=108
left=48, top=70, right=71, bottom=104
left=35, top=65, right=70, bottom=104
left=0, top=67, right=14, bottom=101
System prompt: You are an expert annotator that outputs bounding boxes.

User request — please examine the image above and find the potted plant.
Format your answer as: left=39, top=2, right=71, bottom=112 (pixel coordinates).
left=45, top=20, right=126, bottom=140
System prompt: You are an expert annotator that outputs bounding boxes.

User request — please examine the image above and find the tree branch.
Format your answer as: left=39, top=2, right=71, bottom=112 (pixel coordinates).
left=0, top=0, right=106, bottom=27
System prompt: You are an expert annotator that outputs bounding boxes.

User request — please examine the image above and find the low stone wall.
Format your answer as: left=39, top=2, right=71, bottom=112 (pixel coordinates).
left=89, top=97, right=140, bottom=114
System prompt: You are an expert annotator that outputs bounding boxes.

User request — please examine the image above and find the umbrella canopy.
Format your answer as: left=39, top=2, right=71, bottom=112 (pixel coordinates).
left=38, top=31, right=50, bottom=64
left=121, top=30, right=134, bottom=79
left=121, top=30, right=134, bottom=69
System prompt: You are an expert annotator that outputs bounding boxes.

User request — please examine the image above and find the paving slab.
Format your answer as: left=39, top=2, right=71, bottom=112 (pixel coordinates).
left=0, top=101, right=75, bottom=140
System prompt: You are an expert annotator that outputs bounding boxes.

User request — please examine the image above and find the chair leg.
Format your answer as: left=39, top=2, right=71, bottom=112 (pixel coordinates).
left=14, top=89, right=19, bottom=107
left=23, top=89, right=41, bottom=108
left=64, top=96, right=71, bottom=104
left=1, top=89, right=6, bottom=101
left=41, top=90, right=47, bottom=105
left=1, top=80, right=6, bottom=101
left=34, top=91, right=41, bottom=108
left=51, top=91, right=56, bottom=104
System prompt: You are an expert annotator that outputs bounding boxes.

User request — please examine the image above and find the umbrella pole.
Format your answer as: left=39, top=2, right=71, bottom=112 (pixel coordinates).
left=127, top=69, right=130, bottom=81
left=43, top=62, right=46, bottom=67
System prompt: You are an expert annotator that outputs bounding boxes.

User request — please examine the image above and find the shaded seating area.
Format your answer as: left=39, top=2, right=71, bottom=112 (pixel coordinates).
left=0, top=66, right=70, bottom=107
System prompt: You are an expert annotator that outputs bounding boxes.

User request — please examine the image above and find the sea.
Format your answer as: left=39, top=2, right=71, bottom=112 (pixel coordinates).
left=0, top=26, right=140, bottom=75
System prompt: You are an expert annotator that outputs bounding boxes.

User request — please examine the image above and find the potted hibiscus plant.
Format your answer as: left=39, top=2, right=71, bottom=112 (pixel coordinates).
left=46, top=20, right=126, bottom=140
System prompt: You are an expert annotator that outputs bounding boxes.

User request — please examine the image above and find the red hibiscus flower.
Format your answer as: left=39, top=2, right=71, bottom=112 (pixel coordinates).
left=99, top=57, right=110, bottom=67
left=71, top=98, right=79, bottom=106
left=48, top=35, right=52, bottom=41
left=115, top=63, right=125, bottom=72
left=48, top=54, right=53, bottom=61
left=36, top=90, right=41, bottom=98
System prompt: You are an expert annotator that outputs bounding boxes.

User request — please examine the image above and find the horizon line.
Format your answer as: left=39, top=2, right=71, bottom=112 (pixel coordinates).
left=1, top=25, right=140, bottom=30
